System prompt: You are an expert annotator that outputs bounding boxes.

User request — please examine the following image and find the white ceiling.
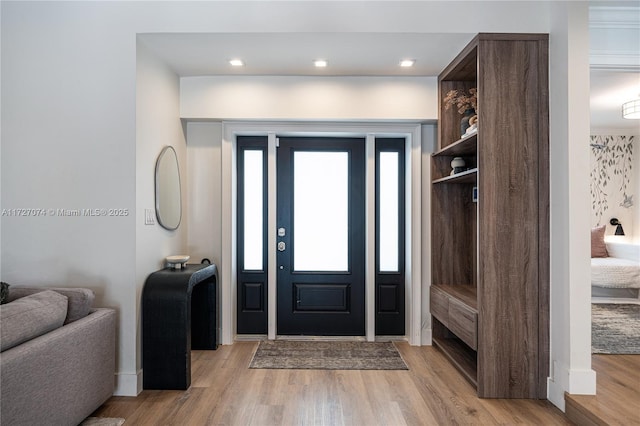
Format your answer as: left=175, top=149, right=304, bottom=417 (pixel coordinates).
left=589, top=3, right=640, bottom=132
left=140, top=10, right=640, bottom=132
left=139, top=32, right=476, bottom=77
left=591, top=70, right=640, bottom=131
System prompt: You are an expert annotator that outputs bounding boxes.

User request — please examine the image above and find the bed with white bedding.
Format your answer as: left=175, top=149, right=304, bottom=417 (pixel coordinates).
left=592, top=242, right=640, bottom=304
left=591, top=257, right=640, bottom=288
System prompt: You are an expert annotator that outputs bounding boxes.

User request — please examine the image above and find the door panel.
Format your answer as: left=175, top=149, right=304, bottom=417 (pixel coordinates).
left=237, top=136, right=268, bottom=334
left=294, top=283, right=349, bottom=311
left=375, top=138, right=406, bottom=336
left=277, top=137, right=365, bottom=336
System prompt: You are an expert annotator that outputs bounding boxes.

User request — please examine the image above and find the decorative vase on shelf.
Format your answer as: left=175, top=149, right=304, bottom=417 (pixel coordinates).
left=460, top=108, right=476, bottom=136
left=450, top=157, right=466, bottom=175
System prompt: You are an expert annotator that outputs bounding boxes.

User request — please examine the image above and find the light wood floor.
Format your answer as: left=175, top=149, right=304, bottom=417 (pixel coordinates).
left=94, top=342, right=571, bottom=425
left=565, top=354, right=640, bottom=426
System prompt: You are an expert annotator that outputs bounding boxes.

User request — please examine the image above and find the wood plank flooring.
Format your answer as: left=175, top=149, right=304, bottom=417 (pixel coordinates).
left=93, top=342, right=571, bottom=425
left=565, top=354, right=640, bottom=426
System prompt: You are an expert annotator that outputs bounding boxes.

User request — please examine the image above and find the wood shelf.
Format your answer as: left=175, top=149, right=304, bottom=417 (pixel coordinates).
left=432, top=128, right=477, bottom=183
left=433, top=132, right=477, bottom=157
left=432, top=285, right=477, bottom=311
left=432, top=168, right=477, bottom=184
left=432, top=336, right=478, bottom=388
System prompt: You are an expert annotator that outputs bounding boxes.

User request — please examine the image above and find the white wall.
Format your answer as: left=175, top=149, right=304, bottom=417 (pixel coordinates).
left=636, top=136, right=640, bottom=243
left=1, top=0, right=138, bottom=390
left=547, top=1, right=596, bottom=410
left=420, top=124, right=437, bottom=345
left=186, top=122, right=223, bottom=266
left=589, top=134, right=636, bottom=242
left=181, top=76, right=437, bottom=121
left=1, top=0, right=593, bottom=405
left=590, top=4, right=640, bottom=69
left=134, top=39, right=188, bottom=394
left=0, top=1, right=3, bottom=281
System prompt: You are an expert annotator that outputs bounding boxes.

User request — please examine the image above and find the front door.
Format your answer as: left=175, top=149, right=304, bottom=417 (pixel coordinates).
left=276, top=137, right=365, bottom=335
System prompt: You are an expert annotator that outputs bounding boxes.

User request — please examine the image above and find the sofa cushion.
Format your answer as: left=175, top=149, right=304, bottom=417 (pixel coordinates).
left=0, top=290, right=68, bottom=352
left=7, top=287, right=94, bottom=324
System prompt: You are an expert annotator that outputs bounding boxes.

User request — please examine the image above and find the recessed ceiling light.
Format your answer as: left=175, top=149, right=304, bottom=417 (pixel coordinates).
left=229, top=59, right=244, bottom=67
left=400, top=59, right=416, bottom=67
left=314, top=59, right=328, bottom=68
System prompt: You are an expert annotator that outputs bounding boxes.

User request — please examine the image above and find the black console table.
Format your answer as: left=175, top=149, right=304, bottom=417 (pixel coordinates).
left=142, top=263, right=218, bottom=390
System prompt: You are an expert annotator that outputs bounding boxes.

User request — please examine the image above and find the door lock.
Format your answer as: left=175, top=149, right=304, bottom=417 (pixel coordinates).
left=278, top=241, right=286, bottom=252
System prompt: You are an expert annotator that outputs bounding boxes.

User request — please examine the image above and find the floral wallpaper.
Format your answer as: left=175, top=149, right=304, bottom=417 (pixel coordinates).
left=590, top=135, right=635, bottom=230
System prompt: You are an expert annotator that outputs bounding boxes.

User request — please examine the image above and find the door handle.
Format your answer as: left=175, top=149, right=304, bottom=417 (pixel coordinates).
left=278, top=241, right=286, bottom=252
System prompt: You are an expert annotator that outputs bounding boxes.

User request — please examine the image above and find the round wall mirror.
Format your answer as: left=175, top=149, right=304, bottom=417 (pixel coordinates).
left=155, top=146, right=182, bottom=230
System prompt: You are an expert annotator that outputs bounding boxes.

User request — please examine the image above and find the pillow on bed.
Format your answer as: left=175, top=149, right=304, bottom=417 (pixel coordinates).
left=591, top=225, right=609, bottom=258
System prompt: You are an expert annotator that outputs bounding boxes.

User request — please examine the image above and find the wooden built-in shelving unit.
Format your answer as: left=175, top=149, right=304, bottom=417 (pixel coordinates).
left=430, top=33, right=549, bottom=399
left=432, top=168, right=477, bottom=184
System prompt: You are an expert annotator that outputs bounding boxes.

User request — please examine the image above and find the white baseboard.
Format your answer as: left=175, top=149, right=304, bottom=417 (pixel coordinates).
left=569, top=368, right=597, bottom=394
left=374, top=336, right=408, bottom=342
left=547, top=364, right=597, bottom=411
left=234, top=334, right=267, bottom=341
left=114, top=370, right=142, bottom=396
left=547, top=376, right=565, bottom=411
left=421, top=328, right=432, bottom=346
left=276, top=335, right=367, bottom=341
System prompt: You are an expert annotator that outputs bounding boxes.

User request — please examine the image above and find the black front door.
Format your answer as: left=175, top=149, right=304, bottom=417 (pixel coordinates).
left=276, top=137, right=365, bottom=335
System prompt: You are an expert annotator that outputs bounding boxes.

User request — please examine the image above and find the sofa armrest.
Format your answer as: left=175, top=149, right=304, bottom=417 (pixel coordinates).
left=0, top=308, right=116, bottom=426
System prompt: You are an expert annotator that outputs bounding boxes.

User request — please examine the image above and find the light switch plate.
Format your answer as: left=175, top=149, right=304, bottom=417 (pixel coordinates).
left=145, top=209, right=155, bottom=225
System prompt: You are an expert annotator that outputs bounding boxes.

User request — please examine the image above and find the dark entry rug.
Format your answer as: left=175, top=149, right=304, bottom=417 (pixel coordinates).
left=592, top=304, right=640, bottom=354
left=80, top=418, right=125, bottom=426
left=249, top=340, right=409, bottom=370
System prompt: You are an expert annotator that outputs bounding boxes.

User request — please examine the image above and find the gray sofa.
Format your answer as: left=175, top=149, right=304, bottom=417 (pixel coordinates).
left=0, top=287, right=116, bottom=426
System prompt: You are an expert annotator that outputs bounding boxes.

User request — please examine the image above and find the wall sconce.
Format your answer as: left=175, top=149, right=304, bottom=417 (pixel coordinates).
left=610, top=218, right=625, bottom=236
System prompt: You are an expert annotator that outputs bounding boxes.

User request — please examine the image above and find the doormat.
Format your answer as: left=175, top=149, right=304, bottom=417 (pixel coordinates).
left=592, top=304, right=640, bottom=354
left=80, top=417, right=125, bottom=426
left=249, top=340, right=408, bottom=370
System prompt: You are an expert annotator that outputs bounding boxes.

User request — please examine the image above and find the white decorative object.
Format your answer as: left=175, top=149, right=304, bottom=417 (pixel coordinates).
left=450, top=157, right=466, bottom=174
left=166, top=255, right=190, bottom=269
left=451, top=157, right=465, bottom=167
left=465, top=123, right=478, bottom=135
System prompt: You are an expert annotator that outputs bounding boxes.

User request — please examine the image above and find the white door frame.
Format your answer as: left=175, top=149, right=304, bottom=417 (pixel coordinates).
left=220, top=121, right=423, bottom=345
